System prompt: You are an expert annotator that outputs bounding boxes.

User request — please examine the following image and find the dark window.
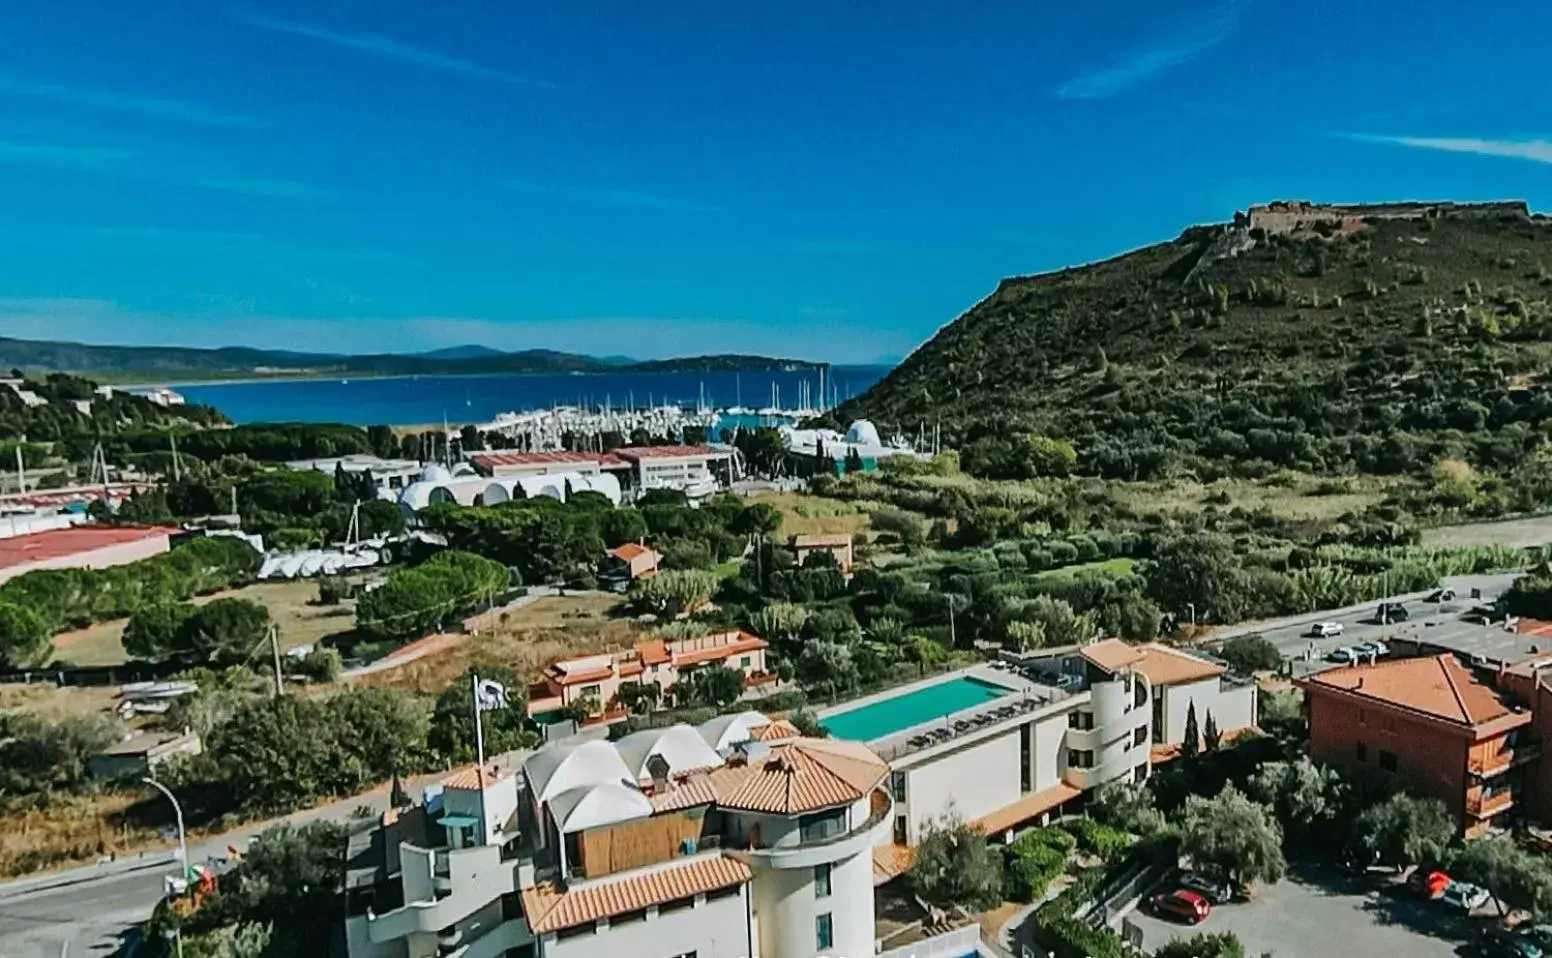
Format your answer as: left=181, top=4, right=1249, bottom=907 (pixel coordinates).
left=706, top=885, right=740, bottom=902
left=815, top=863, right=832, bottom=898
left=1152, top=696, right=1164, bottom=744
left=1356, top=742, right=1368, bottom=762
left=1020, top=726, right=1032, bottom=794
left=816, top=914, right=834, bottom=950
left=891, top=771, right=907, bottom=802
left=658, top=896, right=695, bottom=915
left=1379, top=750, right=1398, bottom=772
left=894, top=816, right=908, bottom=845
left=556, top=921, right=596, bottom=940
left=612, top=909, right=648, bottom=925
left=1068, top=711, right=1080, bottom=729
left=800, top=808, right=848, bottom=843
left=1133, top=726, right=1148, bottom=747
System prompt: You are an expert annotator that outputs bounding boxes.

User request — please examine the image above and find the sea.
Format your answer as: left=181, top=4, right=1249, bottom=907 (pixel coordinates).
left=176, top=366, right=892, bottom=427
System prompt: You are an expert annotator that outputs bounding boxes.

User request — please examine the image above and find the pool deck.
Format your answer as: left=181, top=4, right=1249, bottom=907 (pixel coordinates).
left=820, top=664, right=1075, bottom=760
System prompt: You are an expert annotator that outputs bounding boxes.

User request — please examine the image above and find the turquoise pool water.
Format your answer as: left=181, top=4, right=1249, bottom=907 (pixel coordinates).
left=821, top=676, right=1013, bottom=742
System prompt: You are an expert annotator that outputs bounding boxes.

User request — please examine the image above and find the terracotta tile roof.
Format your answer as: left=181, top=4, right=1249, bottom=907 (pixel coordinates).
left=1132, top=643, right=1226, bottom=686
left=872, top=843, right=917, bottom=885
left=673, top=633, right=768, bottom=668
left=1301, top=653, right=1525, bottom=730
left=618, top=660, right=644, bottom=678
left=647, top=778, right=720, bottom=813
left=635, top=639, right=671, bottom=666
left=0, top=524, right=178, bottom=571
left=520, top=855, right=752, bottom=933
left=471, top=450, right=620, bottom=469
left=443, top=765, right=508, bottom=790
left=1081, top=638, right=1147, bottom=673
left=1150, top=725, right=1258, bottom=765
left=548, top=665, right=615, bottom=686
left=610, top=543, right=659, bottom=562
left=972, top=782, right=1082, bottom=836
left=612, top=444, right=725, bottom=462
left=751, top=719, right=800, bottom=742
left=706, top=738, right=887, bottom=815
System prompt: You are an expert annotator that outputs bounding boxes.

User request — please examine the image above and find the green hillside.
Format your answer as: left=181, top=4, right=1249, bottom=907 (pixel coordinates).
left=841, top=202, right=1552, bottom=502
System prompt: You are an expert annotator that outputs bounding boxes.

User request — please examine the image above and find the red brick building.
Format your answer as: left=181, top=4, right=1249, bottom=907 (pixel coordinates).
left=1298, top=653, right=1535, bottom=836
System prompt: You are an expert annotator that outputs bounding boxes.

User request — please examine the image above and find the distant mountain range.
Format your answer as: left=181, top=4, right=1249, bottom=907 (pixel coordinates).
left=0, top=335, right=823, bottom=382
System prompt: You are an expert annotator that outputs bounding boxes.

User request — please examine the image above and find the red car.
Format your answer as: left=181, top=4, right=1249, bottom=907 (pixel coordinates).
left=1149, top=889, right=1212, bottom=924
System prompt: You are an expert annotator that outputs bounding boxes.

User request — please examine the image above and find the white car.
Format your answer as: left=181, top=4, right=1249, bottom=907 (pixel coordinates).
left=1308, top=621, right=1345, bottom=638
left=1441, top=881, right=1491, bottom=913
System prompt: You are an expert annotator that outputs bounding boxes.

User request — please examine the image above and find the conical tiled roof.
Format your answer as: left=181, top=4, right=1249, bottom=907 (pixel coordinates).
left=707, top=737, right=887, bottom=815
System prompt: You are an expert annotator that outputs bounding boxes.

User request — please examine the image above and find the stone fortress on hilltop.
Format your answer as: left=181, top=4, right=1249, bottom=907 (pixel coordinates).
left=1236, top=199, right=1530, bottom=236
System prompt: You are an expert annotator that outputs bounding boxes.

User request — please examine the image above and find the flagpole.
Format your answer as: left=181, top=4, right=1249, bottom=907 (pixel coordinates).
left=471, top=671, right=487, bottom=845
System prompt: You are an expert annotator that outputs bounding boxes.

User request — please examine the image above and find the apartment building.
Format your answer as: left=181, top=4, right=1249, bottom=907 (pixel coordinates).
left=1299, top=653, right=1535, bottom=836
left=529, top=631, right=773, bottom=722
left=611, top=445, right=730, bottom=500
left=346, top=711, right=890, bottom=958
left=1082, top=639, right=1258, bottom=758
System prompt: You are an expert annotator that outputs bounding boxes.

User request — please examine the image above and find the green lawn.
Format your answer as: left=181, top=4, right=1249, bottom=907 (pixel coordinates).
left=1031, top=557, right=1136, bottom=582
left=713, top=559, right=745, bottom=580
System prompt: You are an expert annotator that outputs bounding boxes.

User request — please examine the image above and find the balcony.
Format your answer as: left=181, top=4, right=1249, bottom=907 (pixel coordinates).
left=1467, top=790, right=1516, bottom=819
left=441, top=918, right=533, bottom=958
left=1470, top=742, right=1541, bottom=777
left=726, top=788, right=893, bottom=870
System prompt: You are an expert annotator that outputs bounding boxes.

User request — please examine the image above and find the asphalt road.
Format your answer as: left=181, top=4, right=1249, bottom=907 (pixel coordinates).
left=1208, top=572, right=1522, bottom=673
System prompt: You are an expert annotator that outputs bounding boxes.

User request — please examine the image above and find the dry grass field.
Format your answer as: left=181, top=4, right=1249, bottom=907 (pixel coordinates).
left=751, top=491, right=871, bottom=538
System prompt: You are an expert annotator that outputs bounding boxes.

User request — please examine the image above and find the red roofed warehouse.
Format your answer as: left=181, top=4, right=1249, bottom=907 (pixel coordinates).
left=0, top=525, right=179, bottom=585
left=1298, top=653, right=1535, bottom=836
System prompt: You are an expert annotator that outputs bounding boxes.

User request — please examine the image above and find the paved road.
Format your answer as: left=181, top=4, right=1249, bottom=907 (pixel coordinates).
left=1126, top=866, right=1473, bottom=958
left=1204, top=572, right=1521, bottom=671
left=0, top=746, right=541, bottom=958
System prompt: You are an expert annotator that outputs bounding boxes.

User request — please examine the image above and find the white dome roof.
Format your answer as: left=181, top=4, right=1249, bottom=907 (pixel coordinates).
left=523, top=739, right=633, bottom=806
left=843, top=420, right=882, bottom=447
left=419, top=463, right=453, bottom=484
left=567, top=472, right=622, bottom=507
left=696, top=711, right=773, bottom=752
left=549, top=782, right=653, bottom=834
left=615, top=725, right=722, bottom=781
left=398, top=481, right=439, bottom=511
left=451, top=462, right=479, bottom=478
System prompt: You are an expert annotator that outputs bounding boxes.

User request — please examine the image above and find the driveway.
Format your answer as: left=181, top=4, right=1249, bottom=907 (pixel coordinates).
left=1125, top=865, right=1480, bottom=958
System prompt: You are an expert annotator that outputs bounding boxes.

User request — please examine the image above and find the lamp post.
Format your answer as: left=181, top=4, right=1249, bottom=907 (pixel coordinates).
left=142, top=777, right=187, bottom=958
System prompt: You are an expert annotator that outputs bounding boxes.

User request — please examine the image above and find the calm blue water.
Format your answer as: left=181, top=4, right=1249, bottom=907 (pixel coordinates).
left=821, top=677, right=1013, bottom=743
left=178, top=366, right=891, bottom=426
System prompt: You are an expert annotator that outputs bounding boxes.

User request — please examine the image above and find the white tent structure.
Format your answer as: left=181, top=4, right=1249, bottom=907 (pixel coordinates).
left=696, top=711, right=775, bottom=752
left=548, top=781, right=653, bottom=835
left=523, top=739, right=634, bottom=808
left=615, top=725, right=723, bottom=782
left=566, top=472, right=622, bottom=506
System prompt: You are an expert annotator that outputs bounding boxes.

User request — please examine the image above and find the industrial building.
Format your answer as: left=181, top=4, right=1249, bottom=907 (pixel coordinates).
left=0, top=524, right=180, bottom=585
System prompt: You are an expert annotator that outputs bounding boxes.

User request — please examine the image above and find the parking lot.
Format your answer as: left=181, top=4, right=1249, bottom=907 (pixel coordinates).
left=1126, top=866, right=1479, bottom=958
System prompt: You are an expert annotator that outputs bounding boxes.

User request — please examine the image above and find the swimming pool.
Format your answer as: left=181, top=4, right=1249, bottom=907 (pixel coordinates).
left=820, top=676, right=1013, bottom=742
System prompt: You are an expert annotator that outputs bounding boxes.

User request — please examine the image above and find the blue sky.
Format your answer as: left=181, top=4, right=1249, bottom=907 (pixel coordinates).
left=2, top=0, right=1550, bottom=363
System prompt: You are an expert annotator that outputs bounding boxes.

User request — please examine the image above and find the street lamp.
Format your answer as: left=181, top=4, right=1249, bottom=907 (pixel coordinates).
left=143, top=777, right=187, bottom=958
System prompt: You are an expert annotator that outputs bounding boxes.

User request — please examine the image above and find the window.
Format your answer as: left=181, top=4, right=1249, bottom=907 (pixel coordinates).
left=705, top=885, right=740, bottom=902
left=814, top=863, right=832, bottom=898
left=800, top=809, right=848, bottom=843
left=894, top=816, right=908, bottom=845
left=816, top=913, right=834, bottom=951
left=1379, top=750, right=1398, bottom=772
left=581, top=684, right=602, bottom=700
left=1356, top=742, right=1368, bottom=763
left=658, top=896, right=694, bottom=915
left=556, top=921, right=596, bottom=940
left=1068, top=711, right=1094, bottom=730
left=1133, top=726, right=1148, bottom=748
left=1020, top=726, right=1032, bottom=793
left=891, top=771, right=907, bottom=802
left=739, top=655, right=751, bottom=669
left=1066, top=750, right=1094, bottom=769
left=666, top=952, right=697, bottom=958
left=611, top=908, right=647, bottom=926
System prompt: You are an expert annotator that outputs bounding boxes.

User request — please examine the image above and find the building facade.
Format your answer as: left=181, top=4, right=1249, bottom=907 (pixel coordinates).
left=529, top=631, right=773, bottom=722
left=1081, top=639, right=1258, bottom=755
left=346, top=712, right=888, bottom=958
left=1299, top=653, right=1534, bottom=836
left=0, top=524, right=178, bottom=585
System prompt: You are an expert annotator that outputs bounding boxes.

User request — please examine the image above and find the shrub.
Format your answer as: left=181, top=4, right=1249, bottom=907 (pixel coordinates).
left=1060, top=817, right=1134, bottom=862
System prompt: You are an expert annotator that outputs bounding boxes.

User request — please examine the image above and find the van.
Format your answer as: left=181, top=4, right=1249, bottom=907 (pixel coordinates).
left=1307, top=621, right=1345, bottom=638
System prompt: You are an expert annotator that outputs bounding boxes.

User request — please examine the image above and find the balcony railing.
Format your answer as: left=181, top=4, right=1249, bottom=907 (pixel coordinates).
left=1468, top=790, right=1516, bottom=818
left=1470, top=742, right=1541, bottom=777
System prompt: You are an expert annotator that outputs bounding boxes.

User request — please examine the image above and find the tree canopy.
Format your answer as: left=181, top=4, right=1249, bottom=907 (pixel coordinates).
left=909, top=816, right=1005, bottom=912
left=1178, top=784, right=1286, bottom=888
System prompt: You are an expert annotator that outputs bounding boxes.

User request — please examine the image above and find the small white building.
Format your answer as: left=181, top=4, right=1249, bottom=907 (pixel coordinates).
left=1080, top=639, right=1258, bottom=756
left=286, top=455, right=424, bottom=492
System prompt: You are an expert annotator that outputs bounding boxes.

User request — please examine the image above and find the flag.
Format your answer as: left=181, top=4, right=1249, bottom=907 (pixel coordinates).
left=475, top=678, right=510, bottom=712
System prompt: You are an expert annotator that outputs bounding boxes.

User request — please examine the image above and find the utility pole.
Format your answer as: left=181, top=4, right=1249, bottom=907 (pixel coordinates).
left=169, top=432, right=182, bottom=483
left=142, top=777, right=187, bottom=958
left=270, top=625, right=284, bottom=697
left=14, top=440, right=26, bottom=494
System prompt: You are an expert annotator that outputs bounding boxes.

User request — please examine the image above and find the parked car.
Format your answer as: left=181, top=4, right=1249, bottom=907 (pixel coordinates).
left=1352, top=641, right=1390, bottom=659
left=1407, top=867, right=1451, bottom=899
left=1178, top=872, right=1236, bottom=905
left=1308, top=621, right=1346, bottom=638
left=1148, top=889, right=1211, bottom=924
left=1482, top=929, right=1546, bottom=958
left=1442, top=881, right=1492, bottom=913
left=1426, top=588, right=1456, bottom=603
left=1325, top=647, right=1359, bottom=664
left=1375, top=602, right=1409, bottom=623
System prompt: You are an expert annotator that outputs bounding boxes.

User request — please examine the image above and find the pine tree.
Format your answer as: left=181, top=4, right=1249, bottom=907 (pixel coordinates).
left=1182, top=700, right=1201, bottom=759
left=1204, top=710, right=1222, bottom=752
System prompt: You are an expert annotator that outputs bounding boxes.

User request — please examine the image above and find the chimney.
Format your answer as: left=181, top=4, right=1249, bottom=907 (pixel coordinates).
left=646, top=753, right=672, bottom=793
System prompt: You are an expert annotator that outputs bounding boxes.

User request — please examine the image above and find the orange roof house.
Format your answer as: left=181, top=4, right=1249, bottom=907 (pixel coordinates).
left=604, top=542, right=662, bottom=584
left=1082, top=638, right=1255, bottom=750
left=1298, top=654, right=1534, bottom=835
left=530, top=631, right=772, bottom=722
